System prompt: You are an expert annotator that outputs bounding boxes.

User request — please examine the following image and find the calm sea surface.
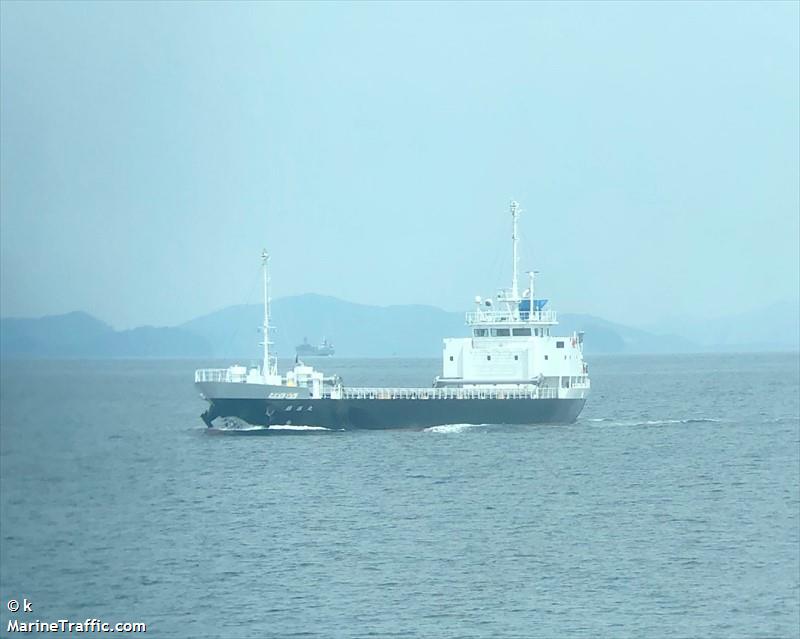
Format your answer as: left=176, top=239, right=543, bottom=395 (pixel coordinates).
left=1, top=354, right=798, bottom=638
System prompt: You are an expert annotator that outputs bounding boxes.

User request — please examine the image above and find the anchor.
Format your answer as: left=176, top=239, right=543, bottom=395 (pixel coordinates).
left=201, top=406, right=219, bottom=428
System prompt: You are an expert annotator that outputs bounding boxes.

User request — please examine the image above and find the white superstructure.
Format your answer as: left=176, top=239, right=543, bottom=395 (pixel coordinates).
left=434, top=201, right=590, bottom=400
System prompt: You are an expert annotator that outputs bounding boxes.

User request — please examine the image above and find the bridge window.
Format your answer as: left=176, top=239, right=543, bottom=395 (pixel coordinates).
left=449, top=356, right=454, bottom=361
left=512, top=328, right=531, bottom=336
left=487, top=355, right=491, bottom=361
left=474, top=328, right=488, bottom=337
left=556, top=341, right=565, bottom=348
left=514, top=355, right=519, bottom=361
left=492, top=328, right=510, bottom=337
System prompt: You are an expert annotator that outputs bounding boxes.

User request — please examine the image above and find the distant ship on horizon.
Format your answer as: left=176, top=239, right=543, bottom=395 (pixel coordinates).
left=296, top=337, right=335, bottom=358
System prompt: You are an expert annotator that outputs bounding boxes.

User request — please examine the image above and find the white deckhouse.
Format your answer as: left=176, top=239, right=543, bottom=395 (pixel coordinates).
left=434, top=201, right=590, bottom=400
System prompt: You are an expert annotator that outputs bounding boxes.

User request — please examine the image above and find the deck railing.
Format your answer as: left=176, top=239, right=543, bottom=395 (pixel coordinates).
left=333, top=386, right=558, bottom=400
left=465, top=310, right=558, bottom=325
left=195, top=368, right=241, bottom=383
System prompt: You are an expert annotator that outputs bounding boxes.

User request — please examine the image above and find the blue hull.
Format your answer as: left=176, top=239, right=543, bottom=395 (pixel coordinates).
left=202, top=397, right=586, bottom=430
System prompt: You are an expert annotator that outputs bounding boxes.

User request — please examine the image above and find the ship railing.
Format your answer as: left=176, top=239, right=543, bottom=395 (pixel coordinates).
left=195, top=368, right=238, bottom=383
left=465, top=310, right=558, bottom=325
left=333, top=386, right=559, bottom=400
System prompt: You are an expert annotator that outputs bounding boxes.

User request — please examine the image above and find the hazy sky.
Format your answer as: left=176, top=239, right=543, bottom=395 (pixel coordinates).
left=1, top=1, right=798, bottom=329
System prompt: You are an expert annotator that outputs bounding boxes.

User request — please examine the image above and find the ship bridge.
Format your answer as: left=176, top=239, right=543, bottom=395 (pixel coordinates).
left=442, top=291, right=585, bottom=393
left=434, top=201, right=589, bottom=398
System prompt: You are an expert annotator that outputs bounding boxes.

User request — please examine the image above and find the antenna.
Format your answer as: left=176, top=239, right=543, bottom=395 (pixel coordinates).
left=510, top=200, right=521, bottom=300
left=261, top=249, right=274, bottom=377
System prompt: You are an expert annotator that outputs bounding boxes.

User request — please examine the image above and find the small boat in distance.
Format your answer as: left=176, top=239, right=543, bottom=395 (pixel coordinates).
left=296, top=337, right=335, bottom=357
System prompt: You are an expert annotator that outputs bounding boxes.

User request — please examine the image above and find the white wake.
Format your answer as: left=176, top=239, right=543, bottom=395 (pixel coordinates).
left=424, top=423, right=486, bottom=434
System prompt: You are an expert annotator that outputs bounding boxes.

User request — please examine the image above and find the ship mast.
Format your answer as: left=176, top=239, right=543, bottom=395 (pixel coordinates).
left=510, top=200, right=520, bottom=300
left=261, top=249, right=274, bottom=377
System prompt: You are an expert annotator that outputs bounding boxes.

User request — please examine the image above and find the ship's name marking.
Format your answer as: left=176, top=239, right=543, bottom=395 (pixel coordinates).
left=268, top=392, right=299, bottom=399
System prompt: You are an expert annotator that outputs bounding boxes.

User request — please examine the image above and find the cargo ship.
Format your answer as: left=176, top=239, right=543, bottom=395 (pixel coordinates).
left=195, top=201, right=590, bottom=430
left=296, top=337, right=335, bottom=357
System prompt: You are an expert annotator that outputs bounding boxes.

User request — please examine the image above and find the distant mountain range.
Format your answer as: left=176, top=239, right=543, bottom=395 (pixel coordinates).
left=0, top=312, right=209, bottom=358
left=643, top=300, right=800, bottom=353
left=1, top=294, right=797, bottom=359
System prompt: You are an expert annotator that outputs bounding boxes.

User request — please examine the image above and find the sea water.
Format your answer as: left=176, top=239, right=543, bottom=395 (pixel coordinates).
left=1, top=354, right=798, bottom=638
